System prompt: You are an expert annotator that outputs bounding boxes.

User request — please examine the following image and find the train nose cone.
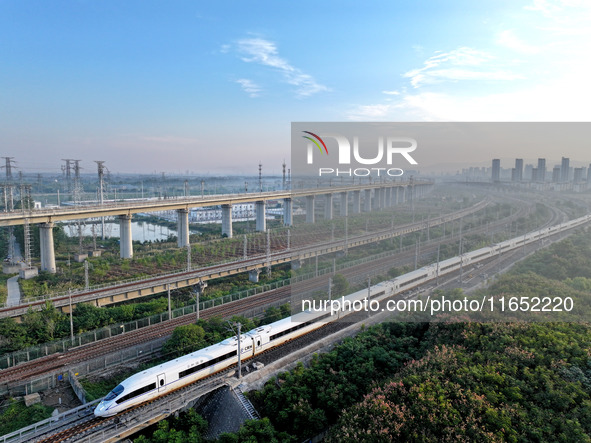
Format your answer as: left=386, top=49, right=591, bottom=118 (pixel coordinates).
left=94, top=402, right=106, bottom=416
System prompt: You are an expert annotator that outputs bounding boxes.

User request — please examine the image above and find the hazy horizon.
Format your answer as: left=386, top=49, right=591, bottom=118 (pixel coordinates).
left=2, top=1, right=591, bottom=174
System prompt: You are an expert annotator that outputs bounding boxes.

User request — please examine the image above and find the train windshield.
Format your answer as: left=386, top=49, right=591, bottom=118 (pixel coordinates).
left=104, top=384, right=124, bottom=401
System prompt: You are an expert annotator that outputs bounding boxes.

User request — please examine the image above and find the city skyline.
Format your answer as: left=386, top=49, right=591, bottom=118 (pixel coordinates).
left=2, top=1, right=591, bottom=173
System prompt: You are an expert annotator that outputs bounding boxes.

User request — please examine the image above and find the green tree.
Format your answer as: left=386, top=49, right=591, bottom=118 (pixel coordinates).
left=162, top=324, right=206, bottom=358
left=218, top=418, right=290, bottom=443
left=331, top=273, right=349, bottom=297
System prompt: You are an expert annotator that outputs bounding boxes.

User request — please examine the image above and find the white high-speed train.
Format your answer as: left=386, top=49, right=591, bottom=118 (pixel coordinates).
left=94, top=213, right=591, bottom=417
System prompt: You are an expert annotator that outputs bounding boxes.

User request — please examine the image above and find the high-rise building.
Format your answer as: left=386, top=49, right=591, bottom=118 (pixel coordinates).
left=561, top=157, right=570, bottom=182
left=587, top=164, right=591, bottom=183
left=492, top=159, right=500, bottom=182
left=537, top=158, right=546, bottom=182
left=574, top=167, right=584, bottom=183
left=552, top=166, right=561, bottom=183
left=513, top=158, right=523, bottom=182
left=531, top=168, right=538, bottom=182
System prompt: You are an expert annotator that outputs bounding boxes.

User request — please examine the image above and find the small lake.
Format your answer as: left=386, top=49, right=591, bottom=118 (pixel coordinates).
left=62, top=220, right=178, bottom=242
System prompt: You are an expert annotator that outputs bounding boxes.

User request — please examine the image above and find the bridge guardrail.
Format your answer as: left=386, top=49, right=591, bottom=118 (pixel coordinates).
left=0, top=399, right=100, bottom=443
left=0, top=237, right=450, bottom=371
left=0, top=197, right=483, bottom=311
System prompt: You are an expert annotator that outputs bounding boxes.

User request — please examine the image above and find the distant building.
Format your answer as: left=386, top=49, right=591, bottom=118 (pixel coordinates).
left=524, top=164, right=533, bottom=181
left=552, top=166, right=561, bottom=183
left=531, top=168, right=538, bottom=182
left=561, top=157, right=570, bottom=182
left=574, top=167, right=584, bottom=183
left=537, top=158, right=546, bottom=182
left=588, top=164, right=591, bottom=183
left=492, top=159, right=500, bottom=182
left=512, top=159, right=523, bottom=182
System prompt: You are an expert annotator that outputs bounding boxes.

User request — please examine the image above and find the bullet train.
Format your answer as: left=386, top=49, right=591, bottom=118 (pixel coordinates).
left=94, top=213, right=591, bottom=417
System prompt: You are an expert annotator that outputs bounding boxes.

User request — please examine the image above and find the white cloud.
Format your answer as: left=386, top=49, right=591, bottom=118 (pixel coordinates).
left=347, top=104, right=394, bottom=121
left=234, top=37, right=328, bottom=97
left=497, top=30, right=541, bottom=54
left=382, top=90, right=400, bottom=95
left=525, top=0, right=563, bottom=16
left=236, top=78, right=261, bottom=98
left=349, top=1, right=591, bottom=123
left=403, top=47, right=522, bottom=88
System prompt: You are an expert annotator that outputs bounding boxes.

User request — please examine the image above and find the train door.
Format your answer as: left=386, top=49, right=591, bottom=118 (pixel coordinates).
left=252, top=335, right=261, bottom=355
left=157, top=373, right=166, bottom=392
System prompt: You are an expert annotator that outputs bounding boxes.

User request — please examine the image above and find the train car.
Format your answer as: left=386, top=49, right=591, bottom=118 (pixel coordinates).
left=246, top=311, right=327, bottom=354
left=95, top=213, right=591, bottom=418
left=94, top=337, right=246, bottom=417
left=464, top=246, right=494, bottom=263
left=435, top=256, right=462, bottom=277
left=393, top=267, right=431, bottom=293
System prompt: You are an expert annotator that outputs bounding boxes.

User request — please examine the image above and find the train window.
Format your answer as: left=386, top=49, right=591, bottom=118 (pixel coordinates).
left=116, top=383, right=156, bottom=404
left=160, top=379, right=164, bottom=386
left=104, top=384, right=124, bottom=401
left=178, top=350, right=238, bottom=379
left=257, top=340, right=260, bottom=347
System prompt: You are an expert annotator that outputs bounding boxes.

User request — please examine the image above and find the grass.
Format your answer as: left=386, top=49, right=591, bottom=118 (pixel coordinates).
left=0, top=398, right=53, bottom=436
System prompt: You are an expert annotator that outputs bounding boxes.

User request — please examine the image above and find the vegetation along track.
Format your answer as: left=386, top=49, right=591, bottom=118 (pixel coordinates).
left=33, top=321, right=348, bottom=443
left=0, top=196, right=549, bottom=386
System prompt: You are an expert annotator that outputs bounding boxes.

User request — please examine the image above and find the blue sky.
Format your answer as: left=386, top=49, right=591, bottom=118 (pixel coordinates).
left=1, top=0, right=590, bottom=174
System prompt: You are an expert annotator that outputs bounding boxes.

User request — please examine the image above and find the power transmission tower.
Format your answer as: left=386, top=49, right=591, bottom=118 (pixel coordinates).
left=1, top=158, right=16, bottom=262
left=1, top=157, right=15, bottom=181
left=21, top=185, right=32, bottom=268
left=72, top=160, right=83, bottom=202
left=62, top=159, right=73, bottom=193
left=95, top=161, right=107, bottom=239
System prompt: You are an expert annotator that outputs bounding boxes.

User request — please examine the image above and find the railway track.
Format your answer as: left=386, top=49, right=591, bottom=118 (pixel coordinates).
left=30, top=214, right=573, bottom=443
left=0, top=198, right=489, bottom=317
left=0, top=197, right=537, bottom=385
left=6, top=200, right=575, bottom=442
left=32, top=321, right=347, bottom=443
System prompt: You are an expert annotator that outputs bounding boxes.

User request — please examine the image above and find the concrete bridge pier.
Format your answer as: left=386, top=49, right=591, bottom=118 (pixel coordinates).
left=364, top=189, right=372, bottom=212
left=381, top=187, right=388, bottom=208
left=177, top=209, right=190, bottom=248
left=374, top=188, right=381, bottom=210
left=283, top=198, right=293, bottom=226
left=306, top=196, right=315, bottom=223
left=39, top=222, right=56, bottom=273
left=339, top=192, right=348, bottom=217
left=394, top=187, right=400, bottom=205
left=221, top=204, right=233, bottom=238
left=401, top=187, right=407, bottom=203
left=352, top=190, right=361, bottom=214
left=385, top=187, right=391, bottom=208
left=255, top=201, right=266, bottom=232
left=324, top=194, right=333, bottom=220
left=119, top=215, right=133, bottom=259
